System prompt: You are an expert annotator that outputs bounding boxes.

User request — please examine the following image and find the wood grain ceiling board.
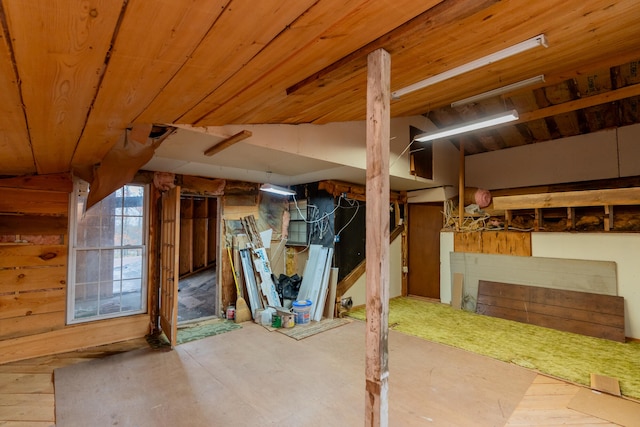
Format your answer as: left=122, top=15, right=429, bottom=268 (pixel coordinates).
left=71, top=0, right=227, bottom=168
left=388, top=0, right=640, bottom=119
left=0, top=14, right=33, bottom=175
left=2, top=0, right=124, bottom=174
left=274, top=0, right=498, bottom=124
left=137, top=0, right=318, bottom=125
left=190, top=0, right=443, bottom=126
left=165, top=0, right=367, bottom=124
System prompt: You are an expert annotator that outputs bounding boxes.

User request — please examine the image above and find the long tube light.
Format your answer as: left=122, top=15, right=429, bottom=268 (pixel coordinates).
left=414, top=110, right=519, bottom=142
left=392, top=34, right=548, bottom=99
left=451, top=75, right=545, bottom=108
left=260, top=183, right=296, bottom=196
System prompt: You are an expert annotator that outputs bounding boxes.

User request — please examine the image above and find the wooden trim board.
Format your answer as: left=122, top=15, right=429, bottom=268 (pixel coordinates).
left=0, top=314, right=149, bottom=364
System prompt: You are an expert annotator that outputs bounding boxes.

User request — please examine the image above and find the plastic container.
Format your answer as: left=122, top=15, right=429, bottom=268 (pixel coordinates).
left=292, top=299, right=312, bottom=325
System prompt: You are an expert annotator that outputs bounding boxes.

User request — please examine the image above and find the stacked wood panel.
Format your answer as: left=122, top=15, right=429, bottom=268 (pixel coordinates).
left=0, top=174, right=70, bottom=340
left=477, top=280, right=625, bottom=342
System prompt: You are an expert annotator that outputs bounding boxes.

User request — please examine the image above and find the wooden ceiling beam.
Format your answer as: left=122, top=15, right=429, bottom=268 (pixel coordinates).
left=517, top=82, right=640, bottom=125
left=203, top=130, right=252, bottom=157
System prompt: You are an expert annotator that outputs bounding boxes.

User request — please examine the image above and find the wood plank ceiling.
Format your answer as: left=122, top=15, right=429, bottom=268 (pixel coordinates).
left=0, top=0, right=638, bottom=176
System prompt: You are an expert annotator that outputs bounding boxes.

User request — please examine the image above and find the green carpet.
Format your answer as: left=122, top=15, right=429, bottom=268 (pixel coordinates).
left=348, top=297, right=640, bottom=400
left=177, top=320, right=241, bottom=344
left=145, top=320, right=242, bottom=348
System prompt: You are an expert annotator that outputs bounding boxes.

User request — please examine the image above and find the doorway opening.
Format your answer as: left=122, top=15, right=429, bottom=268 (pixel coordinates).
left=177, top=195, right=219, bottom=324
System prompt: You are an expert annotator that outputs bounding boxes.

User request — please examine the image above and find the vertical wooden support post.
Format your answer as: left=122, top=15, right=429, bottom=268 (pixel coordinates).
left=534, top=208, right=543, bottom=231
left=365, top=48, right=390, bottom=427
left=567, top=207, right=575, bottom=230
left=604, top=205, right=613, bottom=231
left=504, top=210, right=512, bottom=231
left=458, top=141, right=465, bottom=230
left=401, top=199, right=408, bottom=297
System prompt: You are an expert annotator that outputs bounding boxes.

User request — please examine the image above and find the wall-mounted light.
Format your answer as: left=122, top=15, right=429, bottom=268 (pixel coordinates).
left=392, top=34, right=548, bottom=99
left=414, top=110, right=519, bottom=142
left=451, top=75, right=546, bottom=108
left=260, top=183, right=296, bottom=196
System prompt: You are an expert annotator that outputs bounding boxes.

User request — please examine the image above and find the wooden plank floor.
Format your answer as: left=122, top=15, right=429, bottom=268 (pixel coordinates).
left=0, top=333, right=627, bottom=426
left=0, top=338, right=148, bottom=426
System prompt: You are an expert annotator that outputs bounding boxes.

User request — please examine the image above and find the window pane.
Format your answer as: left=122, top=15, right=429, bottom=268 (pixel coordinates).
left=101, top=190, right=120, bottom=216
left=76, top=215, right=101, bottom=247
left=99, top=249, right=118, bottom=282
left=122, top=249, right=143, bottom=280
left=124, top=185, right=144, bottom=216
left=75, top=250, right=100, bottom=284
left=122, top=279, right=142, bottom=311
left=75, top=283, right=99, bottom=319
left=69, top=182, right=147, bottom=323
left=101, top=216, right=121, bottom=246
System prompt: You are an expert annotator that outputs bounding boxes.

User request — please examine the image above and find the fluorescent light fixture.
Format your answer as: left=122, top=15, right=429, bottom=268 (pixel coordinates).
left=414, top=109, right=519, bottom=142
left=260, top=183, right=296, bottom=196
left=392, top=34, right=548, bottom=99
left=451, top=75, right=545, bottom=107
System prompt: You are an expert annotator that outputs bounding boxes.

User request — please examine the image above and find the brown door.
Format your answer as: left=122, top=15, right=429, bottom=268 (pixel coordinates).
left=408, top=203, right=441, bottom=299
left=160, top=186, right=181, bottom=347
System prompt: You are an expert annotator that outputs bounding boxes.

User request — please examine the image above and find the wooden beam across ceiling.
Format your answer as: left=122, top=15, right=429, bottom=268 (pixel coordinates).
left=517, top=82, right=640, bottom=124
left=203, top=130, right=252, bottom=157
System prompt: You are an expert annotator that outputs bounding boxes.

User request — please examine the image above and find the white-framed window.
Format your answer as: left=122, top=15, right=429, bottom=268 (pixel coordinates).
left=67, top=180, right=148, bottom=324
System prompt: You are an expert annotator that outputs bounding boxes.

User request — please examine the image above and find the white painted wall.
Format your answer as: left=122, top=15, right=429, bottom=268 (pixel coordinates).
left=466, top=128, right=619, bottom=190
left=531, top=233, right=640, bottom=339
left=344, top=234, right=403, bottom=307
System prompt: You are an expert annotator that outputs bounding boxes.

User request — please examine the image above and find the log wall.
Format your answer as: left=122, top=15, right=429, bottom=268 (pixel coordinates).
left=0, top=174, right=70, bottom=341
left=0, top=174, right=150, bottom=364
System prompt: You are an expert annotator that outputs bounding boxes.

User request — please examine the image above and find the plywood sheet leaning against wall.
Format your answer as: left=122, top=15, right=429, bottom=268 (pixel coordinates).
left=450, top=252, right=617, bottom=312
left=0, top=174, right=71, bottom=340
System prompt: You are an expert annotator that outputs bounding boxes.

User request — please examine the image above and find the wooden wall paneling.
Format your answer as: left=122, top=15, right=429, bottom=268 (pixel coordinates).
left=0, top=173, right=72, bottom=192
left=0, top=188, right=68, bottom=215
left=0, top=314, right=149, bottom=365
left=0, top=266, right=66, bottom=294
left=507, top=232, right=532, bottom=256
left=454, top=232, right=483, bottom=253
left=0, top=245, right=66, bottom=268
left=450, top=252, right=618, bottom=311
left=0, top=215, right=67, bottom=235
left=1, top=311, right=66, bottom=340
left=481, top=231, right=507, bottom=255
left=0, top=288, right=65, bottom=320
